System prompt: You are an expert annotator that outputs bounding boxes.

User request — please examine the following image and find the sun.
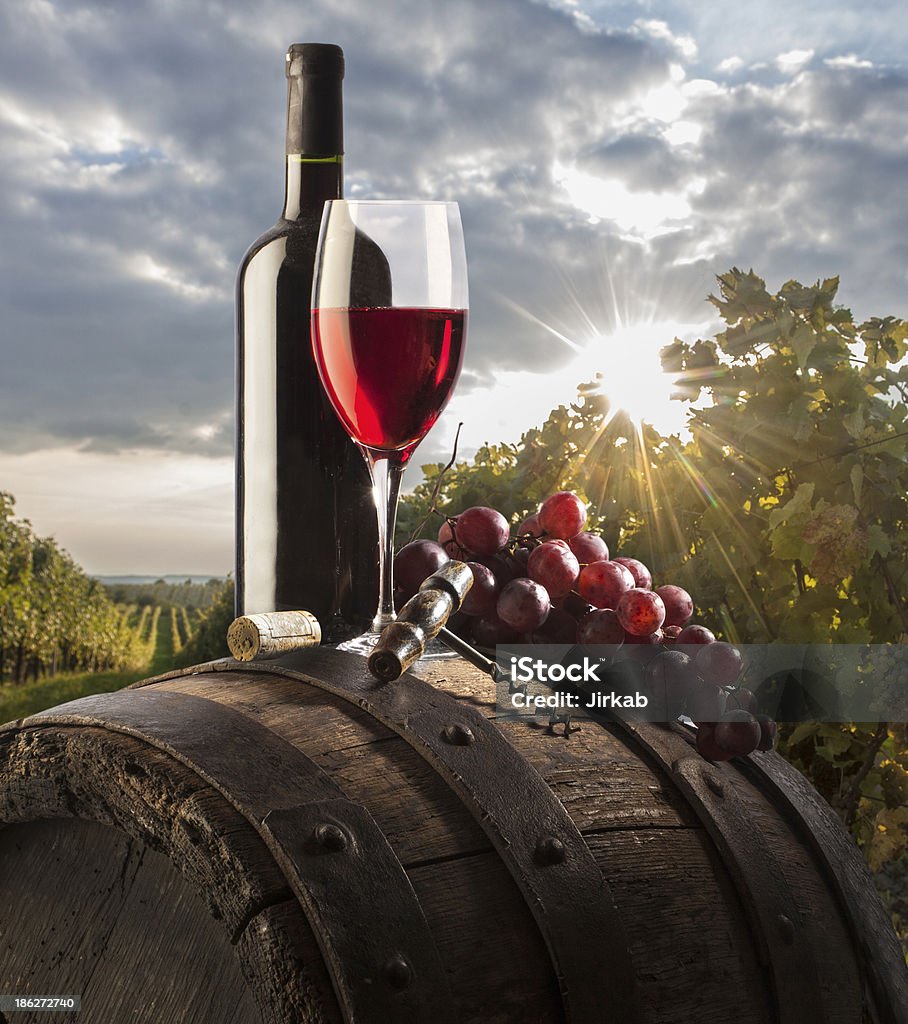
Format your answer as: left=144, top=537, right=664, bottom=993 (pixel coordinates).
left=564, top=321, right=694, bottom=437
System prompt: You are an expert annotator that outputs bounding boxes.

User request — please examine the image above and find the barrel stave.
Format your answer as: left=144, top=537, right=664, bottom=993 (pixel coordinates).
left=719, top=760, right=864, bottom=1021
left=0, top=817, right=264, bottom=1024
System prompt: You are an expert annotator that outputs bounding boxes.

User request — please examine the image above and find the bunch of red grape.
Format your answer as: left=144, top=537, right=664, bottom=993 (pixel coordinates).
left=395, top=490, right=777, bottom=761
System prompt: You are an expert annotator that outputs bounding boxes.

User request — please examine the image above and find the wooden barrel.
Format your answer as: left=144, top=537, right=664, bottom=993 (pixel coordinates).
left=1, top=651, right=905, bottom=1024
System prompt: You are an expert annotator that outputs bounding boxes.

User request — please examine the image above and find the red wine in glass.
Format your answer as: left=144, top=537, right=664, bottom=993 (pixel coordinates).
left=312, top=306, right=466, bottom=455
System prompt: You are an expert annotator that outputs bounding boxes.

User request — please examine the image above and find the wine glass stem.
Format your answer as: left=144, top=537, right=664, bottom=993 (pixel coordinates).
left=366, top=450, right=406, bottom=633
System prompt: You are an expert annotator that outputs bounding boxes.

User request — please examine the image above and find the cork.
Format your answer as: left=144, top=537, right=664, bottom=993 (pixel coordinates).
left=227, top=610, right=321, bottom=661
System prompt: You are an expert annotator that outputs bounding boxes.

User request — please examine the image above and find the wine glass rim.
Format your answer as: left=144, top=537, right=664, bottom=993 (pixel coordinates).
left=325, top=199, right=460, bottom=207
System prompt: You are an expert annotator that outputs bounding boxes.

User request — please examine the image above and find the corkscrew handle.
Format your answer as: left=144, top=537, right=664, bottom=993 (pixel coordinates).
left=368, top=561, right=473, bottom=681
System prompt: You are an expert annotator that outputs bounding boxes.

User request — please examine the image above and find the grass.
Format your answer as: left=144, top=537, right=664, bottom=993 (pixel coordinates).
left=0, top=667, right=153, bottom=723
left=0, top=602, right=177, bottom=723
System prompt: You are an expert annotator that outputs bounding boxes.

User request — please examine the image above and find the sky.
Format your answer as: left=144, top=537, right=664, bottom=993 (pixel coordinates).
left=1, top=0, right=907, bottom=575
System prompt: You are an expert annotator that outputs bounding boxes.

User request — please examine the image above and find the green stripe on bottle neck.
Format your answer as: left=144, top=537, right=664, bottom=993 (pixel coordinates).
left=288, top=154, right=344, bottom=164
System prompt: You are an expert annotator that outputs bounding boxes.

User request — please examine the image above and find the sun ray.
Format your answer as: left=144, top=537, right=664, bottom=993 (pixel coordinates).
left=494, top=294, right=584, bottom=353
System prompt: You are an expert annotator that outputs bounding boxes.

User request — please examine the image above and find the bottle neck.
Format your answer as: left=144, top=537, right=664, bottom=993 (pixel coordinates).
left=282, top=155, right=343, bottom=220
left=282, top=64, right=343, bottom=220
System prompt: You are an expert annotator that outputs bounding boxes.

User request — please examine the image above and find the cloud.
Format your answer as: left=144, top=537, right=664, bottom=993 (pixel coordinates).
left=0, top=0, right=675, bottom=460
left=776, top=49, right=815, bottom=75
left=632, top=18, right=698, bottom=62
left=717, top=56, right=744, bottom=74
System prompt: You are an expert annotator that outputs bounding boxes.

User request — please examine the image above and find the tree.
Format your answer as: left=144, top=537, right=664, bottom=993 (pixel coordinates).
left=0, top=493, right=138, bottom=683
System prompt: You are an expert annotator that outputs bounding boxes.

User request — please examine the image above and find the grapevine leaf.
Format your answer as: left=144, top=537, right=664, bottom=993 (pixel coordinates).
left=866, top=525, right=892, bottom=558
left=850, top=464, right=863, bottom=506
left=843, top=405, right=865, bottom=439
left=791, top=323, right=817, bottom=370
left=787, top=722, right=821, bottom=746
left=767, top=483, right=815, bottom=530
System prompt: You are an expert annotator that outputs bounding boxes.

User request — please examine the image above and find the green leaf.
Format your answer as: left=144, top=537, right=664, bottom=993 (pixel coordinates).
left=769, top=521, right=815, bottom=562
left=790, top=323, right=817, bottom=370
left=850, top=464, right=863, bottom=506
left=866, top=524, right=892, bottom=558
left=768, top=483, right=815, bottom=529
left=842, top=405, right=865, bottom=439
left=820, top=276, right=840, bottom=299
left=787, top=722, right=820, bottom=746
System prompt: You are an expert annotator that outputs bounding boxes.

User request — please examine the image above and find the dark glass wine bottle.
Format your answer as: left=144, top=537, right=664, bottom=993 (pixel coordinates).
left=235, top=43, right=378, bottom=637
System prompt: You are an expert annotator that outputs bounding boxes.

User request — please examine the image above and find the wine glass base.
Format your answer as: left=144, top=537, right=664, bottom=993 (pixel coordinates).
left=335, top=632, right=382, bottom=656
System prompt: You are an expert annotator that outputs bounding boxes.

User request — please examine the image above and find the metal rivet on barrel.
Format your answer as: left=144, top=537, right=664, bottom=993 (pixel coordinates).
left=534, top=835, right=567, bottom=866
left=777, top=914, right=795, bottom=944
left=384, top=954, right=414, bottom=990
left=313, top=822, right=349, bottom=852
left=704, top=774, right=726, bottom=799
left=441, top=723, right=475, bottom=746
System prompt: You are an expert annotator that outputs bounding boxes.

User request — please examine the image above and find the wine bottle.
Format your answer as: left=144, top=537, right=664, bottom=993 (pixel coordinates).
left=235, top=43, right=378, bottom=637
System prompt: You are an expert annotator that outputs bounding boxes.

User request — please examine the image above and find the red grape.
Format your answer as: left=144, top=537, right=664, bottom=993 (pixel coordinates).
left=394, top=540, right=450, bottom=597
left=756, top=715, right=779, bottom=751
left=654, top=584, right=693, bottom=627
left=437, top=520, right=466, bottom=559
left=568, top=532, right=609, bottom=564
left=662, top=625, right=683, bottom=644
left=511, top=546, right=531, bottom=574
left=558, top=592, right=596, bottom=620
left=527, top=540, right=580, bottom=598
left=517, top=513, right=542, bottom=538
left=472, top=613, right=520, bottom=648
left=475, top=552, right=521, bottom=587
left=696, top=723, right=734, bottom=762
left=714, top=710, right=761, bottom=757
left=612, top=556, right=653, bottom=590
left=578, top=559, right=634, bottom=608
left=577, top=608, right=624, bottom=645
left=725, top=687, right=758, bottom=714
left=646, top=650, right=697, bottom=719
left=529, top=608, right=578, bottom=644
left=676, top=624, right=716, bottom=645
left=497, top=578, right=551, bottom=632
left=623, top=629, right=664, bottom=644
left=539, top=491, right=587, bottom=539
left=455, top=506, right=510, bottom=556
left=616, top=588, right=666, bottom=636
left=461, top=561, right=498, bottom=617
left=696, top=642, right=744, bottom=685
left=685, top=683, right=727, bottom=723
left=622, top=629, right=664, bottom=664
left=649, top=649, right=697, bottom=690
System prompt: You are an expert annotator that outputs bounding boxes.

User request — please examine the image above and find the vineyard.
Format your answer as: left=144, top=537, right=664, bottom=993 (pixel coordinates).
left=0, top=493, right=224, bottom=720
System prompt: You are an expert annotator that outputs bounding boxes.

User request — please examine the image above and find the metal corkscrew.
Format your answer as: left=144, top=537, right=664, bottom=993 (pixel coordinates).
left=368, top=561, right=503, bottom=682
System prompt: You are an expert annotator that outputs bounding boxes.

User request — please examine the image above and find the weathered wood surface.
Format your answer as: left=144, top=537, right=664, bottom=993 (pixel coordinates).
left=0, top=817, right=263, bottom=1024
left=0, top=651, right=903, bottom=1024
left=743, top=749, right=908, bottom=1024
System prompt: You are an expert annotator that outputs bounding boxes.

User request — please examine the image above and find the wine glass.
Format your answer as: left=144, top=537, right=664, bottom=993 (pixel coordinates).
left=311, top=200, right=468, bottom=652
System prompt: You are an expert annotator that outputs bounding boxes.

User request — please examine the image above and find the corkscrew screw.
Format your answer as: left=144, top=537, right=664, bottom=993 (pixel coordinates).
left=368, top=561, right=504, bottom=683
